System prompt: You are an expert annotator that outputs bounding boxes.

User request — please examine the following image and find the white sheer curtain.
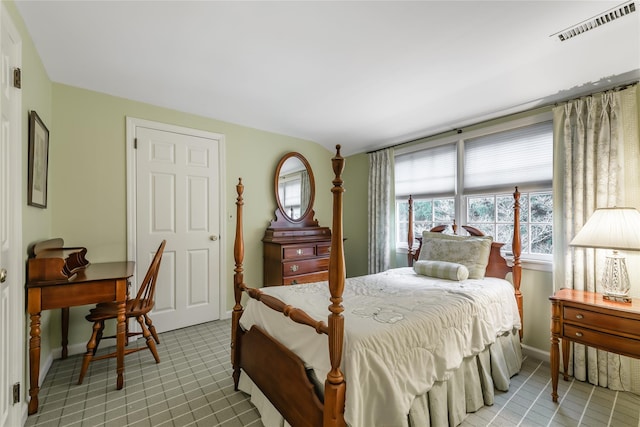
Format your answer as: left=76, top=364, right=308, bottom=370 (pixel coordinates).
left=553, top=84, right=640, bottom=392
left=368, top=148, right=394, bottom=274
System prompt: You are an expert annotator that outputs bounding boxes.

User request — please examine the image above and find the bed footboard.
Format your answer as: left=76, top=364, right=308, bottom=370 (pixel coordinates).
left=241, top=325, right=323, bottom=427
left=232, top=146, right=347, bottom=427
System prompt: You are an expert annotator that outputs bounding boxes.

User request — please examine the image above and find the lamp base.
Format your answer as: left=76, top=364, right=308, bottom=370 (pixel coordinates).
left=601, top=251, right=632, bottom=303
left=603, top=294, right=632, bottom=303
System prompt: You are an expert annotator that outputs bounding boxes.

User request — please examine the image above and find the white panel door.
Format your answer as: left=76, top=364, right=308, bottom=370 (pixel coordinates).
left=135, top=126, right=221, bottom=332
left=0, top=6, right=22, bottom=426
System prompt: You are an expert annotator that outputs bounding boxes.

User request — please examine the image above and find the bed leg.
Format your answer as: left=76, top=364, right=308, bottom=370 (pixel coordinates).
left=231, top=310, right=242, bottom=390
left=233, top=368, right=241, bottom=391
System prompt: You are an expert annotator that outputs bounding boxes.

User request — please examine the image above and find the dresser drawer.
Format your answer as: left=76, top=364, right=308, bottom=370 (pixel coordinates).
left=283, top=245, right=315, bottom=260
left=564, top=306, right=640, bottom=337
left=316, top=243, right=331, bottom=257
left=283, top=271, right=329, bottom=286
left=283, top=258, right=329, bottom=277
left=563, top=324, right=640, bottom=358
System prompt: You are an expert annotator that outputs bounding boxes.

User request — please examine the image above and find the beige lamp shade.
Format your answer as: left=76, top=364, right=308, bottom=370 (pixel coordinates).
left=570, top=207, right=640, bottom=251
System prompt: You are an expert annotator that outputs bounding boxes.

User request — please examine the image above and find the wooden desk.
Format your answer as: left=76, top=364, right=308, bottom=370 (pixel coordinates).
left=549, top=289, right=640, bottom=402
left=26, top=261, right=134, bottom=414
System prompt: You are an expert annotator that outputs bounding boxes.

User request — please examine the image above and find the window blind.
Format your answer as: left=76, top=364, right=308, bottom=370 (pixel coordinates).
left=464, top=121, right=553, bottom=194
left=395, top=143, right=456, bottom=198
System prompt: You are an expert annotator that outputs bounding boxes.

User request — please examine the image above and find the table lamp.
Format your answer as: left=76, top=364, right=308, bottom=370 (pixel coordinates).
left=570, top=207, right=640, bottom=302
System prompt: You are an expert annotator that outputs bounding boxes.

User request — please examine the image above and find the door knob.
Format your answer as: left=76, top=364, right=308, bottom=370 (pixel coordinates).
left=210, top=235, right=219, bottom=241
left=0, top=268, right=6, bottom=283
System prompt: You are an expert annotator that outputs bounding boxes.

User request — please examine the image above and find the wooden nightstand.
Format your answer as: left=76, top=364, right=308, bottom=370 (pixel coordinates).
left=549, top=289, right=640, bottom=402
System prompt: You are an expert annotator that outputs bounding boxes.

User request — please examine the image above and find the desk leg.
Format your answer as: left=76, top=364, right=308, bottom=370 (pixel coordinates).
left=61, top=308, right=69, bottom=359
left=116, top=288, right=126, bottom=390
left=28, top=312, right=41, bottom=415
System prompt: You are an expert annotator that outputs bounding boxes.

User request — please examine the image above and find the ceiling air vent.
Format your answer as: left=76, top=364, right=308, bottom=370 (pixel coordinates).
left=555, top=1, right=636, bottom=41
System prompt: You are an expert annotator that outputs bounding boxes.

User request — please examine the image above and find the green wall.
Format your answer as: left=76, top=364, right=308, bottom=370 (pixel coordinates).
left=342, top=152, right=369, bottom=277
left=49, top=83, right=336, bottom=352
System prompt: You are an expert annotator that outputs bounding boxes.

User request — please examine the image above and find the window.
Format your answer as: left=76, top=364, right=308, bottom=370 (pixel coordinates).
left=394, top=115, right=553, bottom=263
left=397, top=197, right=455, bottom=246
left=466, top=191, right=553, bottom=257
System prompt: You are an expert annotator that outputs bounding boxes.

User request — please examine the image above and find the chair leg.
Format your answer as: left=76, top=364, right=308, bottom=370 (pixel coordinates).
left=78, top=320, right=102, bottom=384
left=93, top=321, right=105, bottom=355
left=137, top=316, right=160, bottom=363
left=145, top=314, right=160, bottom=344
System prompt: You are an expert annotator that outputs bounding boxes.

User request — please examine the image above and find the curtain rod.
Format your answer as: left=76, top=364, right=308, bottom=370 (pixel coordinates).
left=366, top=80, right=638, bottom=155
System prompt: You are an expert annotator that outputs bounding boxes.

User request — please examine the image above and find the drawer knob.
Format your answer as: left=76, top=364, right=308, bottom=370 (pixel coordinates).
left=575, top=332, right=583, bottom=337
left=575, top=314, right=584, bottom=319
left=291, top=280, right=298, bottom=285
left=327, top=247, right=331, bottom=253
left=290, top=264, right=299, bottom=272
left=296, top=249, right=304, bottom=255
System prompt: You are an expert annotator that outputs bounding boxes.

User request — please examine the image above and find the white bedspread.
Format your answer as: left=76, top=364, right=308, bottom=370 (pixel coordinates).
left=239, top=267, right=521, bottom=427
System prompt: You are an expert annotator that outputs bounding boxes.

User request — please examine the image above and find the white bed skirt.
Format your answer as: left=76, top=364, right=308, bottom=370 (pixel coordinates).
left=238, top=329, right=522, bottom=427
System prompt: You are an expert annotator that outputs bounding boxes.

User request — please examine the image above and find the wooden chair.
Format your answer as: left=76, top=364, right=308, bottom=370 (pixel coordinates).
left=77, top=240, right=166, bottom=384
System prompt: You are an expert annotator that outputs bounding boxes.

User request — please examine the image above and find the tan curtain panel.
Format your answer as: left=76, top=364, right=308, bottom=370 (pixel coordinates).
left=368, top=148, right=394, bottom=274
left=553, top=84, right=640, bottom=392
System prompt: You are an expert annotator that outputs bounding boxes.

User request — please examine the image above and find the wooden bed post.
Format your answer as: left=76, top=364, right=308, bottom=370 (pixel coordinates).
left=231, top=178, right=245, bottom=389
left=512, top=187, right=523, bottom=340
left=324, top=145, right=347, bottom=427
left=407, top=195, right=414, bottom=267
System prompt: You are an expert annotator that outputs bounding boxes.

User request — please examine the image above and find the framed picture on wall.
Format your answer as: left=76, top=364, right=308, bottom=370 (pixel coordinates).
left=28, top=110, right=49, bottom=208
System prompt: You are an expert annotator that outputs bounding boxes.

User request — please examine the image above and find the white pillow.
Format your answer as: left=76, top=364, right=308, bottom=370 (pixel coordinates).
left=413, top=260, right=469, bottom=281
left=419, top=231, right=493, bottom=279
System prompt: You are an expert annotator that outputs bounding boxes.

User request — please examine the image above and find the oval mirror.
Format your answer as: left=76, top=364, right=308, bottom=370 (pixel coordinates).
left=274, top=152, right=315, bottom=223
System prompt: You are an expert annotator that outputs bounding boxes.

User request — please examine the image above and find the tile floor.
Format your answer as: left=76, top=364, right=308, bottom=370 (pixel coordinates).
left=25, top=318, right=640, bottom=426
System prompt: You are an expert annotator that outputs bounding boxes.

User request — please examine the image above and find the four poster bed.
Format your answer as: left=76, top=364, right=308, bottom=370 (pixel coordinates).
left=231, top=146, right=523, bottom=427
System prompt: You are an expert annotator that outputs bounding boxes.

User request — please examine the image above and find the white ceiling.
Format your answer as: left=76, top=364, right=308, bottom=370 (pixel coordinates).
left=14, top=1, right=640, bottom=156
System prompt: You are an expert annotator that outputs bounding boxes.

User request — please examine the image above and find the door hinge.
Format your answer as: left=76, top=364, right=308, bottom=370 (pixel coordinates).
left=13, top=68, right=21, bottom=88
left=134, top=138, right=137, bottom=149
left=12, top=383, right=20, bottom=404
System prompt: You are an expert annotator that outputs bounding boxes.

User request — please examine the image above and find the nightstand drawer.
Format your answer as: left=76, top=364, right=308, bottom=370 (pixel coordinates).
left=564, top=306, right=640, bottom=336
left=563, top=324, right=640, bottom=358
left=283, top=258, right=329, bottom=277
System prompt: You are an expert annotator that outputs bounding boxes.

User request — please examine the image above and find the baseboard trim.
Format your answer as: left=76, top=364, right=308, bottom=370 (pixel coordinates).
left=39, top=351, right=53, bottom=387
left=522, top=344, right=550, bottom=363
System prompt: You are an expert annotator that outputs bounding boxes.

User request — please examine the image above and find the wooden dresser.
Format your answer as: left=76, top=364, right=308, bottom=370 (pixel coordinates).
left=549, top=288, right=640, bottom=402
left=263, top=227, right=331, bottom=286
left=264, top=151, right=333, bottom=286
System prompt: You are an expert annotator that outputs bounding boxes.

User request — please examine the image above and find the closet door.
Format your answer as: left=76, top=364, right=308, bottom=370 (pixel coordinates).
left=135, top=124, right=223, bottom=332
